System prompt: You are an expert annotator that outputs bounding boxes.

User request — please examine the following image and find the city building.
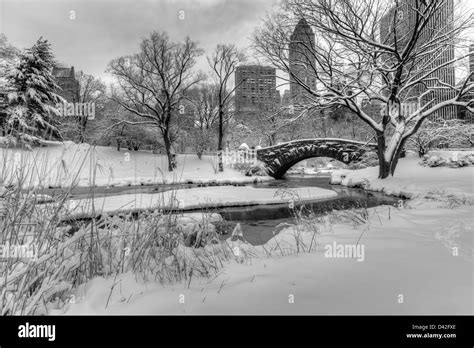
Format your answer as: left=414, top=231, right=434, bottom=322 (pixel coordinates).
left=275, top=89, right=281, bottom=106
left=457, top=44, right=473, bottom=123
left=0, top=64, right=81, bottom=135
left=289, top=18, right=317, bottom=105
left=281, top=89, right=291, bottom=106
left=234, top=65, right=278, bottom=111
left=380, top=0, right=456, bottom=120
left=52, top=66, right=80, bottom=102
left=470, top=44, right=474, bottom=80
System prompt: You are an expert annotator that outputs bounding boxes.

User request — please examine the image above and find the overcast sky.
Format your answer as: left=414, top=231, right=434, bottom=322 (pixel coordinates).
left=1, top=0, right=472, bottom=89
left=0, top=0, right=280, bottom=85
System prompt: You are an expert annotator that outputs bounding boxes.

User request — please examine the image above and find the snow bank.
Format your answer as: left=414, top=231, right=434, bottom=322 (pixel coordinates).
left=60, top=202, right=473, bottom=315
left=45, top=150, right=473, bottom=315
left=427, top=149, right=474, bottom=159
left=0, top=142, right=273, bottom=189
left=331, top=155, right=474, bottom=201
left=62, top=186, right=338, bottom=218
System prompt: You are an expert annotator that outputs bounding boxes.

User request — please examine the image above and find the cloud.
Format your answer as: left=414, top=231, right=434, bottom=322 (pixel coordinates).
left=1, top=0, right=277, bottom=82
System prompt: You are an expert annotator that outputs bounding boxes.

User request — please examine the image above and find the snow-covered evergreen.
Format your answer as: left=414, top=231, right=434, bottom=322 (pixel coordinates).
left=0, top=34, right=19, bottom=87
left=6, top=37, right=64, bottom=143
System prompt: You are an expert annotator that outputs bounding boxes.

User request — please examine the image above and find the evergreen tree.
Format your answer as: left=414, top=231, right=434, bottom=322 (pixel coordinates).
left=0, top=34, right=20, bottom=136
left=0, top=34, right=20, bottom=80
left=6, top=37, right=63, bottom=143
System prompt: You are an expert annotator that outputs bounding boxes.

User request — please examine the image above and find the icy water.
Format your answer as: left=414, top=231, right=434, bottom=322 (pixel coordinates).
left=54, top=174, right=400, bottom=245
left=216, top=175, right=400, bottom=245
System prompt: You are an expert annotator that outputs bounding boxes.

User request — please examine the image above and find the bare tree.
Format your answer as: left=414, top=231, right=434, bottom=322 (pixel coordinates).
left=237, top=104, right=309, bottom=146
left=184, top=83, right=220, bottom=158
left=76, top=72, right=106, bottom=143
left=408, top=118, right=474, bottom=157
left=107, top=31, right=204, bottom=171
left=254, top=0, right=474, bottom=178
left=208, top=44, right=246, bottom=172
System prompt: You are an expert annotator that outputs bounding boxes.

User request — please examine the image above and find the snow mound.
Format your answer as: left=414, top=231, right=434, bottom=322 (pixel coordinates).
left=331, top=155, right=474, bottom=202
left=0, top=141, right=274, bottom=189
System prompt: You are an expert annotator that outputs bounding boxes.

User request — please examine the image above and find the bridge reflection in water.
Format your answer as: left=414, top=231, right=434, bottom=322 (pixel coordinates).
left=215, top=175, right=399, bottom=245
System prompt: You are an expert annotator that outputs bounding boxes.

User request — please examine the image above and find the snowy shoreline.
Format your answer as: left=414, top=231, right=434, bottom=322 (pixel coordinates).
left=61, top=186, right=338, bottom=219
left=0, top=141, right=274, bottom=189
left=49, top=154, right=474, bottom=315
left=330, top=155, right=474, bottom=202
left=60, top=200, right=474, bottom=315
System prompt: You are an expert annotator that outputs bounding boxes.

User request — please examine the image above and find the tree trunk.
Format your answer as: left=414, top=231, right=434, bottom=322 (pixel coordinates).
left=418, top=147, right=426, bottom=158
left=196, top=132, right=204, bottom=159
left=218, top=108, right=224, bottom=172
left=376, top=131, right=405, bottom=179
left=376, top=131, right=387, bottom=178
left=79, top=117, right=87, bottom=144
left=378, top=160, right=390, bottom=179
left=389, top=138, right=406, bottom=176
left=270, top=133, right=277, bottom=146
left=163, top=130, right=175, bottom=172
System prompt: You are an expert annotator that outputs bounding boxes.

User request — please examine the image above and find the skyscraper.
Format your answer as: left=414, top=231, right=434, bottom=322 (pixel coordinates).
left=235, top=65, right=277, bottom=111
left=281, top=89, right=291, bottom=106
left=470, top=44, right=474, bottom=82
left=380, top=0, right=456, bottom=120
left=289, top=18, right=317, bottom=105
left=52, top=66, right=80, bottom=102
left=458, top=44, right=474, bottom=122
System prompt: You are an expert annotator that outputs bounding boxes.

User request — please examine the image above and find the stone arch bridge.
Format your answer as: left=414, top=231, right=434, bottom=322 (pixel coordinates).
left=256, top=139, right=377, bottom=179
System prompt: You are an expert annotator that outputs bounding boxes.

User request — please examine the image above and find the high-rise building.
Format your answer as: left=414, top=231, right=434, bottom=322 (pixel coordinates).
left=458, top=44, right=474, bottom=122
left=235, top=65, right=277, bottom=111
left=380, top=0, right=456, bottom=120
left=289, top=18, right=317, bottom=105
left=275, top=89, right=281, bottom=105
left=52, top=66, right=80, bottom=102
left=281, top=89, right=291, bottom=106
left=470, top=44, right=474, bottom=82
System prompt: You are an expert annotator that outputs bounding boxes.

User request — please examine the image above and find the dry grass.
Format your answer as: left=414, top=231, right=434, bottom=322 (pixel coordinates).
left=0, top=146, right=244, bottom=315
left=0, top=146, right=351, bottom=315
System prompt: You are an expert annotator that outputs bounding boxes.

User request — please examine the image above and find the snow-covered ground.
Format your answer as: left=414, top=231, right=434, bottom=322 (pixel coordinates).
left=331, top=155, right=474, bottom=201
left=0, top=141, right=272, bottom=189
left=58, top=154, right=474, bottom=315
left=63, top=186, right=337, bottom=218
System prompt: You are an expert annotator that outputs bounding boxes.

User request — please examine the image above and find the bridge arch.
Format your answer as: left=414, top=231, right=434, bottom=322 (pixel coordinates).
left=256, top=139, right=376, bottom=179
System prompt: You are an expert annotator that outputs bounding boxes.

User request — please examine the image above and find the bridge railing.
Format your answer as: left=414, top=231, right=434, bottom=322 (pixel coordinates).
left=257, top=138, right=377, bottom=151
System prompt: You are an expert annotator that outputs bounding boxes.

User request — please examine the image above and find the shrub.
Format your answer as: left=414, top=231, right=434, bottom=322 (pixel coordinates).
left=420, top=153, right=473, bottom=168
left=347, top=152, right=378, bottom=169
left=232, top=161, right=268, bottom=176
